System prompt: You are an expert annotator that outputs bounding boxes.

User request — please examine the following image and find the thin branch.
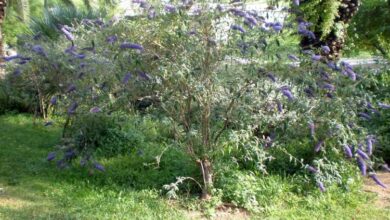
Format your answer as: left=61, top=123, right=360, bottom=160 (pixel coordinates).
left=213, top=80, right=254, bottom=143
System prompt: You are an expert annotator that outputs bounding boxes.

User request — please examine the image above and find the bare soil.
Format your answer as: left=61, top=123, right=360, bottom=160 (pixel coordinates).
left=363, top=172, right=390, bottom=209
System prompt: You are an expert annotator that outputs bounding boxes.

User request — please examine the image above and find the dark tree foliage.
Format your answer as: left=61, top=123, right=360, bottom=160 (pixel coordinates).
left=298, top=0, right=360, bottom=59
left=347, top=0, right=390, bottom=58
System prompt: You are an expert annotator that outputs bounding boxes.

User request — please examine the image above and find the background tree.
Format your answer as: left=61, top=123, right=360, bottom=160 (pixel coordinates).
left=298, top=0, right=360, bottom=59
left=346, top=0, right=390, bottom=58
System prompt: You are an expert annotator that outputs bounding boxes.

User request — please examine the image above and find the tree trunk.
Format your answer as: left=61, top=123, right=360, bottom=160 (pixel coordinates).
left=0, top=0, right=6, bottom=78
left=0, top=25, right=4, bottom=78
left=199, top=158, right=213, bottom=200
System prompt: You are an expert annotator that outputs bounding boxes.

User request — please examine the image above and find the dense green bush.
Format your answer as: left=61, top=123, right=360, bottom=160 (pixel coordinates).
left=3, top=1, right=389, bottom=204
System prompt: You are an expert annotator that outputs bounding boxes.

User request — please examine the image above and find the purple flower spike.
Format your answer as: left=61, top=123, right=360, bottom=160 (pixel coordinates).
left=317, top=181, right=326, bottom=192
left=272, top=22, right=283, bottom=32
left=122, top=72, right=132, bottom=84
left=345, top=68, right=357, bottom=81
left=293, top=0, right=300, bottom=6
left=230, top=8, right=247, bottom=17
left=64, top=45, right=77, bottom=55
left=327, top=61, right=338, bottom=70
left=320, top=70, right=330, bottom=80
left=67, top=102, right=78, bottom=115
left=231, top=25, right=246, bottom=33
left=148, top=7, right=157, bottom=19
left=304, top=87, right=315, bottom=98
left=106, top=35, right=118, bottom=44
left=64, top=149, right=76, bottom=160
left=381, top=164, right=390, bottom=172
left=356, top=149, right=369, bottom=160
left=13, top=68, right=22, bottom=76
left=90, top=107, right=102, bottom=113
left=358, top=112, right=371, bottom=120
left=341, top=61, right=353, bottom=69
left=281, top=89, right=294, bottom=101
left=61, top=26, right=74, bottom=41
left=47, top=152, right=56, bottom=161
left=312, top=54, right=321, bottom=61
left=3, top=55, right=21, bottom=62
left=75, top=53, right=86, bottom=59
left=343, top=145, right=353, bottom=158
left=120, top=42, right=144, bottom=51
left=369, top=174, right=387, bottom=188
left=266, top=73, right=276, bottom=82
left=245, top=16, right=258, bottom=26
left=306, top=31, right=316, bottom=40
left=356, top=156, right=367, bottom=176
left=44, top=121, right=53, bottom=126
left=314, top=140, right=324, bottom=152
left=321, top=45, right=330, bottom=54
left=309, top=122, right=315, bottom=137
left=288, top=54, right=299, bottom=61
left=165, top=4, right=177, bottom=13
left=32, top=45, right=47, bottom=57
left=276, top=100, right=283, bottom=112
left=50, top=96, right=57, bottom=105
left=366, top=137, right=373, bottom=156
left=307, top=166, right=318, bottom=173
left=94, top=162, right=105, bottom=172
left=322, top=83, right=335, bottom=91
left=66, top=84, right=76, bottom=93
left=138, top=71, right=151, bottom=80
left=378, top=102, right=390, bottom=109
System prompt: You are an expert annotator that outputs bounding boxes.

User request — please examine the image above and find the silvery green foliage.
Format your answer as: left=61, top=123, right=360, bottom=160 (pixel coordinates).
left=5, top=0, right=388, bottom=191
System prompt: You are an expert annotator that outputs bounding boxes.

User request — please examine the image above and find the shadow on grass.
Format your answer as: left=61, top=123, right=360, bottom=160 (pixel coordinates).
left=0, top=114, right=195, bottom=219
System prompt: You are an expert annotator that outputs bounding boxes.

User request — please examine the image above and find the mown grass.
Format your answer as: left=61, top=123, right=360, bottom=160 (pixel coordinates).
left=0, top=114, right=389, bottom=220
left=0, top=114, right=185, bottom=220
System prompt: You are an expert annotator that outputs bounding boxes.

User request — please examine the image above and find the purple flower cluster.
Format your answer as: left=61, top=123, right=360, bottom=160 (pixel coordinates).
left=280, top=87, right=294, bottom=101
left=61, top=26, right=75, bottom=41
left=356, top=149, right=369, bottom=160
left=311, top=54, right=321, bottom=61
left=229, top=8, right=247, bottom=17
left=340, top=61, right=357, bottom=81
left=94, top=162, right=105, bottom=172
left=366, top=137, right=373, bottom=155
left=66, top=84, right=76, bottom=93
left=266, top=73, right=276, bottom=82
left=356, top=156, right=367, bottom=176
left=120, top=42, right=144, bottom=51
left=106, top=35, right=118, bottom=44
left=47, top=152, right=56, bottom=161
left=67, top=102, right=78, bottom=115
left=317, top=181, right=326, bottom=192
left=378, top=102, right=390, bottom=109
left=298, top=22, right=315, bottom=40
left=369, top=173, right=387, bottom=188
left=309, top=122, right=315, bottom=137
left=32, top=45, right=47, bottom=57
left=231, top=25, right=246, bottom=33
left=314, top=140, right=324, bottom=152
left=165, top=4, right=177, bottom=13
left=321, top=45, right=331, bottom=54
left=287, top=54, right=299, bottom=62
left=122, top=72, right=132, bottom=84
left=307, top=165, right=318, bottom=173
left=343, top=145, right=353, bottom=158
left=90, top=107, right=102, bottom=113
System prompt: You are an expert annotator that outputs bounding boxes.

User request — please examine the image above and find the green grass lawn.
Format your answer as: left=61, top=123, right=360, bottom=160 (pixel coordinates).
left=0, top=114, right=389, bottom=220
left=0, top=114, right=185, bottom=220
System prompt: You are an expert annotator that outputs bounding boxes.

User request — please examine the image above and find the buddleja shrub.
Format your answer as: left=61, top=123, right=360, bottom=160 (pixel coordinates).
left=4, top=0, right=389, bottom=198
